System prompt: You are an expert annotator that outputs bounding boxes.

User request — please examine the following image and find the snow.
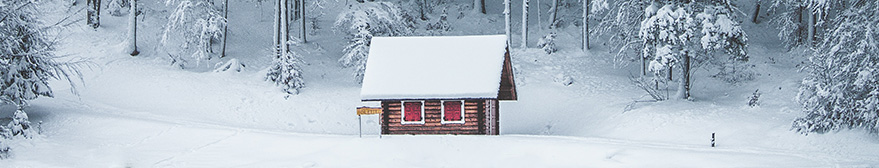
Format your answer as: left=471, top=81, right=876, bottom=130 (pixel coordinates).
left=360, top=35, right=508, bottom=100
left=1, top=0, right=878, bottom=167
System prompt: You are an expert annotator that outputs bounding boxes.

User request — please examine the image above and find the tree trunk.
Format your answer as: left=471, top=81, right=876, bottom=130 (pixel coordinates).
left=280, top=0, right=288, bottom=54
left=582, top=0, right=589, bottom=50
left=273, top=0, right=280, bottom=55
left=641, top=54, right=647, bottom=76
left=221, top=0, right=228, bottom=57
left=419, top=0, right=427, bottom=20
left=521, top=0, right=528, bottom=48
left=505, top=0, right=511, bottom=48
left=293, top=0, right=300, bottom=20
left=474, top=0, right=485, bottom=14
left=795, top=5, right=803, bottom=44
left=751, top=0, right=761, bottom=23
left=807, top=9, right=815, bottom=46
left=87, top=0, right=101, bottom=28
left=127, top=0, right=138, bottom=56
left=300, top=0, right=306, bottom=43
left=677, top=51, right=690, bottom=99
left=549, top=0, right=558, bottom=29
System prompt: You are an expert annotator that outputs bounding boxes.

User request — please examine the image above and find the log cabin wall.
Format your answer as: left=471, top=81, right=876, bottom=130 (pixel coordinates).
left=380, top=99, right=498, bottom=135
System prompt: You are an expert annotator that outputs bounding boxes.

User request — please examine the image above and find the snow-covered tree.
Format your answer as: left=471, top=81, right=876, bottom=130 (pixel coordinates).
left=640, top=1, right=748, bottom=100
left=768, top=0, right=846, bottom=49
left=335, top=2, right=414, bottom=83
left=537, top=32, right=557, bottom=54
left=0, top=126, right=8, bottom=158
left=793, top=0, right=879, bottom=134
left=160, top=0, right=227, bottom=68
left=582, top=0, right=608, bottom=50
left=595, top=0, right=651, bottom=75
left=7, top=109, right=32, bottom=137
left=266, top=49, right=305, bottom=95
left=0, top=135, right=8, bottom=159
left=426, top=8, right=452, bottom=35
left=107, top=0, right=130, bottom=17
left=266, top=0, right=305, bottom=95
left=1, top=0, right=81, bottom=138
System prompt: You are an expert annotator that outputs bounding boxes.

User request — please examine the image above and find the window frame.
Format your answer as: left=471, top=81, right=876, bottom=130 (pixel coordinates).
left=441, top=100, right=466, bottom=124
left=400, top=100, right=425, bottom=124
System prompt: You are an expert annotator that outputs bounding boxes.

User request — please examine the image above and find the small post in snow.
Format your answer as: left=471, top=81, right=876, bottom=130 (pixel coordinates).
left=711, top=133, right=715, bottom=147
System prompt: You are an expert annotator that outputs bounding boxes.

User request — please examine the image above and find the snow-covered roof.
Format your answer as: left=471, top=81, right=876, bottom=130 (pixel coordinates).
left=360, top=35, right=514, bottom=101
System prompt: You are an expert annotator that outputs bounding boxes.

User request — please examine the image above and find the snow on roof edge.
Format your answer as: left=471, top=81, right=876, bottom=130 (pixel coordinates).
left=360, top=35, right=508, bottom=101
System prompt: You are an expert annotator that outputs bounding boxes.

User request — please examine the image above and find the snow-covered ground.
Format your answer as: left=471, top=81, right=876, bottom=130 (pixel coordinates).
left=1, top=0, right=877, bottom=167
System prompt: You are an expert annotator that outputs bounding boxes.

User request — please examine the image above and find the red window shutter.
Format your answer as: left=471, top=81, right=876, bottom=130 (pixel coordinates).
left=403, top=102, right=422, bottom=122
left=443, top=101, right=462, bottom=121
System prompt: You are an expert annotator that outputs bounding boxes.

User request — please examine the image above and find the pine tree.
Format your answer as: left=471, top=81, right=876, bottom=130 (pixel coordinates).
left=1, top=0, right=81, bottom=138
left=334, top=2, right=414, bottom=83
left=639, top=0, right=748, bottom=100
left=266, top=51, right=305, bottom=95
left=794, top=0, right=879, bottom=134
left=7, top=109, right=32, bottom=137
left=537, top=32, right=557, bottom=54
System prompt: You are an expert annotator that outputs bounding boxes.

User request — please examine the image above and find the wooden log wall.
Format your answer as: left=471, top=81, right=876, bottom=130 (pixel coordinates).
left=381, top=100, right=496, bottom=135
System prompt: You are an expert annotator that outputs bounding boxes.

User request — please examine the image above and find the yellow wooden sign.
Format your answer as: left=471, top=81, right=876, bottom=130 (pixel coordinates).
left=357, top=107, right=382, bottom=115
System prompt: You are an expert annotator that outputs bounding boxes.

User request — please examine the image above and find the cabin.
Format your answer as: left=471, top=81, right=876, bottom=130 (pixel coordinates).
left=360, top=35, right=517, bottom=135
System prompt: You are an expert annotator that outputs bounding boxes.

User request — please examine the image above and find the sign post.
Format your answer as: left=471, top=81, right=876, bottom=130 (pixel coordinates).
left=356, top=106, right=382, bottom=138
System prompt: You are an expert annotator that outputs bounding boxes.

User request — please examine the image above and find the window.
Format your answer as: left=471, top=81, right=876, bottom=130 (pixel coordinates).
left=401, top=101, right=424, bottom=124
left=442, top=100, right=465, bottom=124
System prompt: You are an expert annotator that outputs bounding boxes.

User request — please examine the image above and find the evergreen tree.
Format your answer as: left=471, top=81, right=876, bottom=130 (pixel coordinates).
left=1, top=0, right=81, bottom=138
left=639, top=0, right=748, bottom=100
left=794, top=0, right=879, bottom=134
left=266, top=50, right=305, bottom=95
left=334, top=2, right=414, bottom=83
